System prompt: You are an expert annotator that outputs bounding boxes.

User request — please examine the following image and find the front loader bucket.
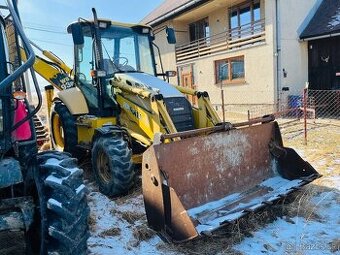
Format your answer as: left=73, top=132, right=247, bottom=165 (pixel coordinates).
left=142, top=117, right=320, bottom=242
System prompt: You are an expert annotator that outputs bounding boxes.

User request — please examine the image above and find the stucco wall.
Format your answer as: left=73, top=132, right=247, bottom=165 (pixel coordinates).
left=188, top=44, right=275, bottom=106
left=279, top=0, right=318, bottom=95
left=150, top=0, right=318, bottom=115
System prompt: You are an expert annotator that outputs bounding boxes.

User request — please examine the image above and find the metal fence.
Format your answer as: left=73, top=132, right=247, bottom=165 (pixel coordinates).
left=305, top=89, right=340, bottom=119
left=213, top=88, right=339, bottom=144
left=214, top=89, right=339, bottom=122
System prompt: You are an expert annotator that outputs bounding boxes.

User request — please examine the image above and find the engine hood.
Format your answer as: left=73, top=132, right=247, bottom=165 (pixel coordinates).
left=113, top=72, right=183, bottom=98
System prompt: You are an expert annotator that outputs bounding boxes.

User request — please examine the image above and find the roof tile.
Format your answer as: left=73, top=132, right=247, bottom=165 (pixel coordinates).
left=141, top=0, right=192, bottom=25
left=300, top=0, right=340, bottom=39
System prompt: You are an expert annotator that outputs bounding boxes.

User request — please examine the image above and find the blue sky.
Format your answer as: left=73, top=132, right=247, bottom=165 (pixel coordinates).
left=18, top=0, right=163, bottom=86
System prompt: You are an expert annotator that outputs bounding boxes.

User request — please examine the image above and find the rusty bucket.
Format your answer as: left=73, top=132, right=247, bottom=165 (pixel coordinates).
left=142, top=117, right=320, bottom=242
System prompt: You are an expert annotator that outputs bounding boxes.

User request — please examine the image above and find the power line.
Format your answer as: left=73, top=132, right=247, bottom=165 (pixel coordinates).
left=22, top=21, right=65, bottom=30
left=24, top=26, right=68, bottom=34
left=29, top=38, right=72, bottom=47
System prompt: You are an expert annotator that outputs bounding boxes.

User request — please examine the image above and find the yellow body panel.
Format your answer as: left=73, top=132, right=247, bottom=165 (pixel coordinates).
left=51, top=112, right=64, bottom=150
left=44, top=86, right=54, bottom=118
left=57, top=87, right=89, bottom=115
left=77, top=116, right=117, bottom=144
left=117, top=94, right=162, bottom=142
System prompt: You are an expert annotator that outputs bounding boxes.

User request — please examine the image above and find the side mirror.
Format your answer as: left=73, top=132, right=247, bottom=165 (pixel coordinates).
left=166, top=71, right=177, bottom=77
left=166, top=27, right=176, bottom=44
left=70, top=23, right=84, bottom=46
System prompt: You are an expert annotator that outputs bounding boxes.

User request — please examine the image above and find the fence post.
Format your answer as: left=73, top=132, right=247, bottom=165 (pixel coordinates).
left=221, top=89, right=225, bottom=122
left=303, top=82, right=309, bottom=145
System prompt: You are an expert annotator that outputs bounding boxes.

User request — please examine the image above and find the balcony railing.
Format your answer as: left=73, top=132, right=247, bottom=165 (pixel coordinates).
left=175, top=19, right=266, bottom=63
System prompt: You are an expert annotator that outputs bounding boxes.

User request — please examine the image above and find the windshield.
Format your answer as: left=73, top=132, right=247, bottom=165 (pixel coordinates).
left=80, top=25, right=155, bottom=78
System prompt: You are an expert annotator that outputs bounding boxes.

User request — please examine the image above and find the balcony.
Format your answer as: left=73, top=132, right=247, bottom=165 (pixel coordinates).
left=175, top=19, right=266, bottom=63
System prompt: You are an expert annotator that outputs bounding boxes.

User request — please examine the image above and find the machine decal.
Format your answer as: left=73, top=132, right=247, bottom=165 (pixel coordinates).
left=123, top=102, right=141, bottom=119
left=50, top=73, right=74, bottom=90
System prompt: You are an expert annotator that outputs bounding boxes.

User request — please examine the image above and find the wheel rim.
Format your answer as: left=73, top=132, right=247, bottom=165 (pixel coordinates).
left=97, top=149, right=112, bottom=184
left=52, top=113, right=64, bottom=150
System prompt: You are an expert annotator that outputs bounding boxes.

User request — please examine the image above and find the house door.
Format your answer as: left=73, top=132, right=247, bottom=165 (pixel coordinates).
left=308, top=36, right=340, bottom=90
left=181, top=72, right=197, bottom=105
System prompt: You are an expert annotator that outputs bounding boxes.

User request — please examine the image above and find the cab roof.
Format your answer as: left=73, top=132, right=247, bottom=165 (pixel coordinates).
left=67, top=19, right=152, bottom=33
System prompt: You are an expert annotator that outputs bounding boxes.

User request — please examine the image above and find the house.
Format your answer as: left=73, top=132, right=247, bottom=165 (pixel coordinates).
left=142, top=0, right=339, bottom=119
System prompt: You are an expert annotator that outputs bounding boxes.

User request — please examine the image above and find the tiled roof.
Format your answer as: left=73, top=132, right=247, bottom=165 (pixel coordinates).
left=300, top=0, right=340, bottom=39
left=141, top=0, right=209, bottom=26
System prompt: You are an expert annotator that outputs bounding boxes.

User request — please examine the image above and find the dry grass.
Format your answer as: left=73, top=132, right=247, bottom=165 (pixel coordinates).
left=280, top=119, right=340, bottom=190
left=282, top=185, right=328, bottom=222
left=114, top=176, right=143, bottom=206
left=157, top=184, right=337, bottom=255
left=98, top=227, right=121, bottom=238
left=88, top=214, right=97, bottom=232
left=330, top=239, right=340, bottom=253
left=132, top=225, right=155, bottom=242
left=157, top=203, right=287, bottom=255
left=121, top=211, right=145, bottom=224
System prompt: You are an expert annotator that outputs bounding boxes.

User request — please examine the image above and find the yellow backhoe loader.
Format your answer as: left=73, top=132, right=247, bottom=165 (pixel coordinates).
left=23, top=9, right=320, bottom=243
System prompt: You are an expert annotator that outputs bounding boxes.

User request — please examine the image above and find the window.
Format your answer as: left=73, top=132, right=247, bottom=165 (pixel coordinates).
left=230, top=1, right=261, bottom=38
left=77, top=35, right=94, bottom=84
left=189, top=18, right=210, bottom=42
left=215, top=56, right=245, bottom=84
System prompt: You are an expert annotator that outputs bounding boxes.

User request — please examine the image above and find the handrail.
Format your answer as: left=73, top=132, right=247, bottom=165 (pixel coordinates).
left=175, top=19, right=265, bottom=62
left=176, top=19, right=265, bottom=50
left=0, top=0, right=35, bottom=90
left=0, top=0, right=42, bottom=132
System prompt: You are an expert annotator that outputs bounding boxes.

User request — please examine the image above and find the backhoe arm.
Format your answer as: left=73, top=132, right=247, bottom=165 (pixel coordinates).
left=20, top=44, right=74, bottom=91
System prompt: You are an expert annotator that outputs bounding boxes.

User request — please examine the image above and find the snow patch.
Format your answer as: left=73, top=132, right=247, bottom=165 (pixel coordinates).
left=235, top=190, right=340, bottom=255
left=87, top=184, right=178, bottom=255
left=187, top=176, right=307, bottom=233
left=328, top=8, right=340, bottom=28
left=45, top=175, right=63, bottom=185
left=76, top=184, right=86, bottom=194
left=48, top=198, right=62, bottom=208
left=45, top=158, right=79, bottom=174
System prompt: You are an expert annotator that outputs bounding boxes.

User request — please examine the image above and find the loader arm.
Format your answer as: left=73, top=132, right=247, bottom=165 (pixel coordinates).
left=172, top=84, right=221, bottom=128
left=113, top=79, right=178, bottom=147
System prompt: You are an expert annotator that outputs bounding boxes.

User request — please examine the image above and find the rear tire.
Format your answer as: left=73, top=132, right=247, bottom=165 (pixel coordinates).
left=35, top=151, right=89, bottom=254
left=92, top=134, right=134, bottom=196
left=50, top=102, right=79, bottom=158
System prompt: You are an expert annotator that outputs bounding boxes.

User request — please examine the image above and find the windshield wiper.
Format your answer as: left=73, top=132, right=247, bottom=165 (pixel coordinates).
left=101, top=42, right=123, bottom=73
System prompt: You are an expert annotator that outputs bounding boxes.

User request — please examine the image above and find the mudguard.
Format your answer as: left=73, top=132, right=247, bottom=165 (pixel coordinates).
left=0, top=158, right=22, bottom=189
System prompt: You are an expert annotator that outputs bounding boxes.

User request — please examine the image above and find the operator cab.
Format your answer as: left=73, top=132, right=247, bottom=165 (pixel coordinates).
left=68, top=17, right=194, bottom=131
left=67, top=20, right=157, bottom=116
left=70, top=21, right=156, bottom=81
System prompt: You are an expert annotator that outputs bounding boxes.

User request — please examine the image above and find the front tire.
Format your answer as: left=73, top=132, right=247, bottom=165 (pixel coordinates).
left=35, top=151, right=89, bottom=254
left=50, top=102, right=79, bottom=157
left=92, top=134, right=134, bottom=196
